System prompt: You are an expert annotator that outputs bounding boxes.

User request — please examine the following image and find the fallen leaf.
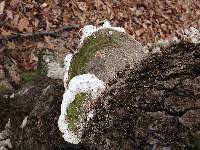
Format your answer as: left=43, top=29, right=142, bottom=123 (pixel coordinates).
left=46, top=19, right=52, bottom=31
left=34, top=18, right=39, bottom=29
left=44, top=36, right=54, bottom=49
left=11, top=14, right=20, bottom=26
left=0, top=28, right=12, bottom=36
left=7, top=41, right=16, bottom=49
left=0, top=1, right=5, bottom=15
left=37, top=41, right=45, bottom=49
left=6, top=10, right=13, bottom=19
left=94, top=0, right=103, bottom=9
left=40, top=3, right=48, bottom=8
left=135, top=29, right=144, bottom=36
left=17, top=17, right=29, bottom=32
left=78, top=15, right=86, bottom=24
left=10, top=0, right=20, bottom=7
left=77, top=2, right=88, bottom=11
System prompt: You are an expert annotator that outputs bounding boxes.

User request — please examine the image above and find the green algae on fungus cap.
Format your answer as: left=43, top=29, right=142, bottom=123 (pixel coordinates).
left=58, top=74, right=105, bottom=144
left=69, top=29, right=148, bottom=83
left=68, top=29, right=125, bottom=80
left=59, top=21, right=148, bottom=144
left=67, top=93, right=87, bottom=132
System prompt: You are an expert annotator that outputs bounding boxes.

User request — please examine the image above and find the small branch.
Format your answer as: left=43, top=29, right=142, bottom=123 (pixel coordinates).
left=0, top=24, right=80, bottom=41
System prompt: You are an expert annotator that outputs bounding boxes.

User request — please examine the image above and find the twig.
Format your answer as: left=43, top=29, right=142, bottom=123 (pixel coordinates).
left=0, top=24, right=80, bottom=41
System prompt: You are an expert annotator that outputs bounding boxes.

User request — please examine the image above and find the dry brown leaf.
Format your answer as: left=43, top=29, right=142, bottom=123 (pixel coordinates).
left=94, top=0, right=103, bottom=9
left=0, top=28, right=12, bottom=36
left=37, top=41, right=45, bottom=49
left=34, top=18, right=39, bottom=29
left=46, top=19, right=52, bottom=31
left=6, top=10, right=13, bottom=19
left=10, top=0, right=20, bottom=7
left=44, top=36, right=54, bottom=49
left=78, top=15, right=86, bottom=24
left=17, top=17, right=29, bottom=32
left=11, top=14, right=20, bottom=26
left=40, top=3, right=48, bottom=8
left=77, top=2, right=88, bottom=11
left=135, top=29, right=144, bottom=37
left=54, top=0, right=59, bottom=5
left=0, top=1, right=5, bottom=15
left=7, top=41, right=16, bottom=49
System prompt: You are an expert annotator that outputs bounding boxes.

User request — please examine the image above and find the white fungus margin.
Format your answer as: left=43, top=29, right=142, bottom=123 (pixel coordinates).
left=58, top=74, right=105, bottom=144
left=58, top=20, right=125, bottom=144
left=63, top=53, right=73, bottom=89
left=79, top=20, right=125, bottom=46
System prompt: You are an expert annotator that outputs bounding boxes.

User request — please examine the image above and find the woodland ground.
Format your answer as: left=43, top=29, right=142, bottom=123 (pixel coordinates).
left=0, top=0, right=200, bottom=71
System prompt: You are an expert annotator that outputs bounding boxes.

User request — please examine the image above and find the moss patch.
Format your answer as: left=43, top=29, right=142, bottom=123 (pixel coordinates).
left=21, top=54, right=47, bottom=83
left=21, top=72, right=42, bottom=83
left=0, top=84, right=9, bottom=93
left=67, top=93, right=87, bottom=132
left=69, top=30, right=123, bottom=80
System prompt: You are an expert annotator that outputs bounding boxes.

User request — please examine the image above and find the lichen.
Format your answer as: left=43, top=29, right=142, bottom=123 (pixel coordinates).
left=67, top=93, right=87, bottom=132
left=69, top=30, right=123, bottom=80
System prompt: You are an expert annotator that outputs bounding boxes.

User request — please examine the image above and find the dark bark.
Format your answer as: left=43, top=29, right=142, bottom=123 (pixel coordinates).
left=0, top=42, right=200, bottom=150
left=0, top=78, right=86, bottom=150
left=82, top=42, right=200, bottom=150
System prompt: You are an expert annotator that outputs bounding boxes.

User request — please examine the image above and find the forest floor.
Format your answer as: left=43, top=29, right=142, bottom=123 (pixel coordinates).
left=0, top=0, right=200, bottom=72
left=0, top=1, right=200, bottom=149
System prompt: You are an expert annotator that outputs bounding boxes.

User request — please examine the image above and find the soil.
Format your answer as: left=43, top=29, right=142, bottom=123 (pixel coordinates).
left=82, top=42, right=200, bottom=150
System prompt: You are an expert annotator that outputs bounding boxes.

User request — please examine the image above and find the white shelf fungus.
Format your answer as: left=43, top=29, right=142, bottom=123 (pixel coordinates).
left=79, top=20, right=125, bottom=46
left=58, top=20, right=125, bottom=144
left=58, top=74, right=105, bottom=144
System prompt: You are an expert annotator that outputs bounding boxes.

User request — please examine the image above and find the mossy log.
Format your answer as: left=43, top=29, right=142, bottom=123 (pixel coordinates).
left=0, top=28, right=200, bottom=150
left=69, top=29, right=148, bottom=82
left=64, top=28, right=200, bottom=149
left=81, top=42, right=200, bottom=149
left=66, top=29, right=149, bottom=134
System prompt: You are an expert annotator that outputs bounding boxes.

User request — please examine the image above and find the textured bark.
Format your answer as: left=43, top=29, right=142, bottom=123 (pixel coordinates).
left=0, top=79, right=86, bottom=150
left=0, top=30, right=199, bottom=150
left=69, top=29, right=148, bottom=82
left=82, top=42, right=200, bottom=150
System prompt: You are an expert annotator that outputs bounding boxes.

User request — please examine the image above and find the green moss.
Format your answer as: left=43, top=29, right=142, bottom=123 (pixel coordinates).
left=67, top=93, right=87, bottom=132
left=0, top=84, right=9, bottom=93
left=66, top=31, right=124, bottom=132
left=69, top=30, right=122, bottom=80
left=21, top=72, right=41, bottom=82
left=21, top=53, right=47, bottom=83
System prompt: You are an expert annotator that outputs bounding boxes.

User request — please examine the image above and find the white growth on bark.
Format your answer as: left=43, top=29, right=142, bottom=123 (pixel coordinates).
left=58, top=21, right=126, bottom=144
left=44, top=50, right=73, bottom=80
left=79, top=20, right=125, bottom=46
left=58, top=74, right=105, bottom=144
left=184, top=27, right=200, bottom=44
left=46, top=62, right=66, bottom=79
left=0, top=119, right=12, bottom=149
left=20, top=116, right=28, bottom=129
left=63, top=54, right=73, bottom=89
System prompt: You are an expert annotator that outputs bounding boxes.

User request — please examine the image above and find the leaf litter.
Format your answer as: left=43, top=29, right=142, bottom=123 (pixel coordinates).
left=0, top=0, right=200, bottom=72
